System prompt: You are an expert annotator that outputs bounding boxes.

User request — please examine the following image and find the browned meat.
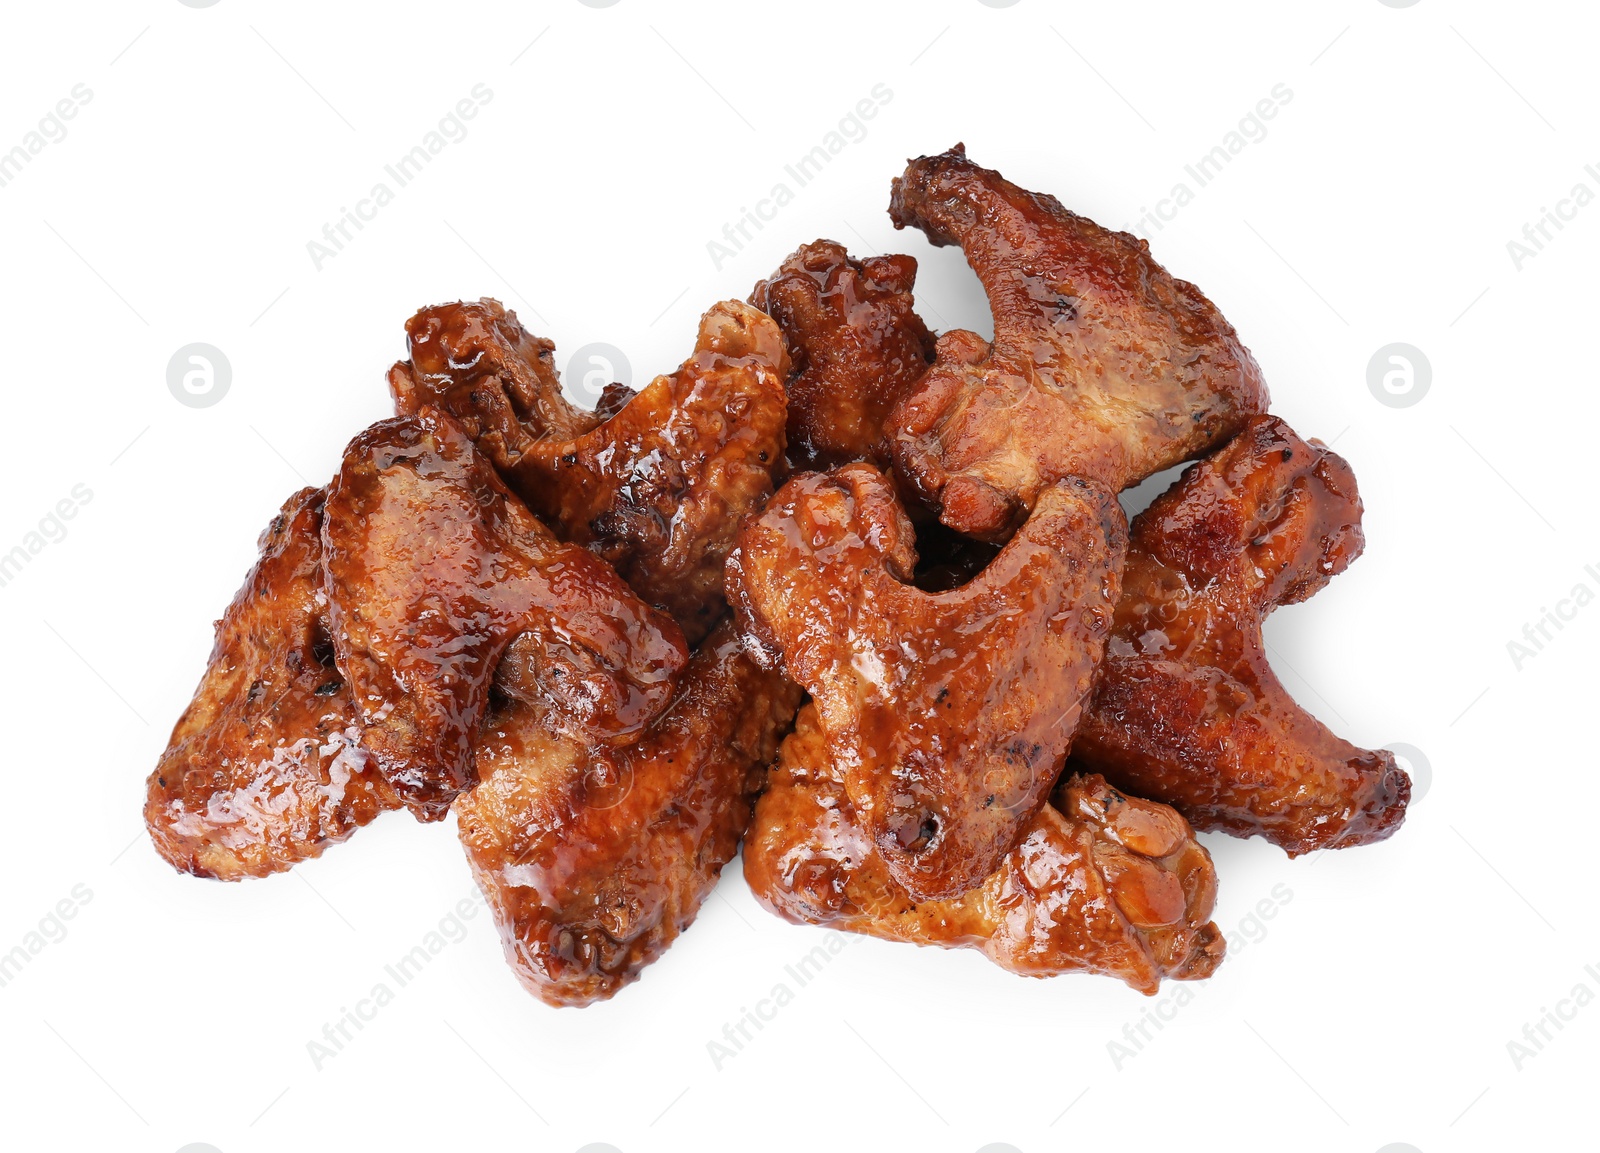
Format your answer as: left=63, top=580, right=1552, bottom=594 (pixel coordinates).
left=1071, top=415, right=1410, bottom=854
left=322, top=409, right=687, bottom=821
left=390, top=299, right=789, bottom=641
left=745, top=704, right=1223, bottom=995
left=145, top=488, right=401, bottom=879
left=751, top=240, right=934, bottom=470
left=726, top=462, right=1126, bottom=901
left=887, top=144, right=1269, bottom=539
left=456, top=622, right=802, bottom=1006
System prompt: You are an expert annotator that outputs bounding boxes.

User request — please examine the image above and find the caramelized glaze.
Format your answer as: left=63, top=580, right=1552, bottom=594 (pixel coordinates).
left=457, top=622, right=801, bottom=1006
left=322, top=409, right=687, bottom=820
left=390, top=299, right=789, bottom=641
left=1072, top=415, right=1411, bottom=853
left=145, top=488, right=401, bottom=879
left=745, top=704, right=1223, bottom=995
left=887, top=144, right=1269, bottom=538
left=727, top=462, right=1126, bottom=901
left=750, top=239, right=934, bottom=470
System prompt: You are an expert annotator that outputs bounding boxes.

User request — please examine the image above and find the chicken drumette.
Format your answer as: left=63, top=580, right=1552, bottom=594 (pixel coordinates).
left=1071, top=415, right=1411, bottom=854
left=745, top=703, right=1223, bottom=994
left=887, top=144, right=1269, bottom=539
left=750, top=240, right=934, bottom=470
left=389, top=298, right=789, bottom=641
left=727, top=462, right=1126, bottom=901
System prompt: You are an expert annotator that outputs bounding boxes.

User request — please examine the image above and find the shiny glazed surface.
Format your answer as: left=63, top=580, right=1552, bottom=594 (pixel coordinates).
left=322, top=409, right=687, bottom=821
left=1071, top=415, right=1411, bottom=854
left=750, top=239, right=934, bottom=470
left=456, top=621, right=802, bottom=1006
left=145, top=488, right=400, bottom=879
left=887, top=144, right=1270, bottom=539
left=745, top=704, right=1223, bottom=995
left=726, top=462, right=1127, bottom=901
left=390, top=298, right=789, bottom=642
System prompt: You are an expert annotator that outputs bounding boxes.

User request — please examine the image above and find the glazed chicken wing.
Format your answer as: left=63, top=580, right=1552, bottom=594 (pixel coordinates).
left=750, top=240, right=934, bottom=470
left=727, top=462, right=1126, bottom=901
left=145, top=488, right=401, bottom=880
left=455, top=621, right=802, bottom=1007
left=390, top=299, right=789, bottom=641
left=1071, top=415, right=1410, bottom=854
left=322, top=409, right=688, bottom=821
left=745, top=704, right=1223, bottom=995
left=887, top=144, right=1269, bottom=539
left=386, top=296, right=602, bottom=443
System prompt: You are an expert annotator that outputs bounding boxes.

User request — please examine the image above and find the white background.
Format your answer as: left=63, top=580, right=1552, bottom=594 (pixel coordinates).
left=0, top=2, right=1594, bottom=1151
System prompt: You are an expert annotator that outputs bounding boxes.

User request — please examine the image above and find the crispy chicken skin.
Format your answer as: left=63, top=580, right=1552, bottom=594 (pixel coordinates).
left=1071, top=416, right=1410, bottom=854
left=322, top=409, right=688, bottom=821
left=727, top=462, right=1127, bottom=902
left=745, top=704, right=1223, bottom=995
left=390, top=299, right=790, bottom=642
left=456, top=621, right=802, bottom=1007
left=750, top=240, right=935, bottom=470
left=887, top=144, right=1270, bottom=539
left=145, top=488, right=401, bottom=880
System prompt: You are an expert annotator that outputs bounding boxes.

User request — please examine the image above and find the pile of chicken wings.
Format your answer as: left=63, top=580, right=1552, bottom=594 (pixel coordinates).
left=145, top=146, right=1409, bottom=1007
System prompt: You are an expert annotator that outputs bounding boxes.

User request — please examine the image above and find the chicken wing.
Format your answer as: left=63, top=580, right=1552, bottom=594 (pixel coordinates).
left=887, top=144, right=1270, bottom=540
left=387, top=296, right=603, bottom=444
left=455, top=621, right=802, bottom=1007
left=390, top=299, right=789, bottom=641
left=145, top=488, right=401, bottom=880
left=750, top=240, right=934, bottom=470
left=1071, top=415, right=1410, bottom=854
left=727, top=462, right=1126, bottom=902
left=322, top=409, right=688, bottom=821
left=745, top=704, right=1223, bottom=995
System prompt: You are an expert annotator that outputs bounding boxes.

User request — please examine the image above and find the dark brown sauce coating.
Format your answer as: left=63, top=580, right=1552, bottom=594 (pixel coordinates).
left=750, top=239, right=935, bottom=470
left=388, top=296, right=602, bottom=445
left=145, top=488, right=401, bottom=879
left=456, top=621, right=802, bottom=1007
left=745, top=704, right=1223, bottom=995
left=322, top=409, right=687, bottom=821
left=390, top=299, right=789, bottom=642
left=1071, top=415, right=1411, bottom=854
left=886, top=144, right=1270, bottom=540
left=726, top=462, right=1126, bottom=902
